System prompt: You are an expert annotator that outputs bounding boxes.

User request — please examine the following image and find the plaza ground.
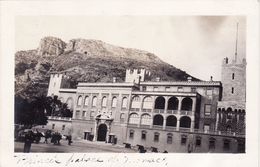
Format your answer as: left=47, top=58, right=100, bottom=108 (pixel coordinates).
left=15, top=139, right=137, bottom=153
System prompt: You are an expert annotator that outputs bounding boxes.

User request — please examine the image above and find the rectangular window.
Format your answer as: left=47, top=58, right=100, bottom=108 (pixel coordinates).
left=165, top=87, right=171, bottom=92
left=204, top=104, right=211, bottom=116
left=231, top=87, right=234, bottom=94
left=181, top=135, right=187, bottom=145
left=209, top=139, right=215, bottom=150
left=206, top=89, right=213, bottom=96
left=223, top=139, right=230, bottom=150
left=191, top=87, right=197, bottom=92
left=129, top=130, right=134, bottom=139
left=178, top=87, right=183, bottom=92
left=52, top=124, right=55, bottom=129
left=142, top=86, right=147, bottom=91
left=196, top=137, right=201, bottom=146
left=82, top=111, right=86, bottom=118
left=204, top=124, right=210, bottom=132
left=62, top=125, right=65, bottom=130
left=90, top=111, right=95, bottom=120
left=154, top=87, right=158, bottom=91
left=76, top=110, right=80, bottom=119
left=154, top=133, right=159, bottom=142
left=141, top=131, right=147, bottom=140
left=167, top=134, right=173, bottom=144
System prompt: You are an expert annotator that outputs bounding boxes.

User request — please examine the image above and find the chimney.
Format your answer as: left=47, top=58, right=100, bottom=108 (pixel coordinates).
left=112, top=77, right=118, bottom=83
left=187, top=77, right=192, bottom=82
left=155, top=77, right=161, bottom=82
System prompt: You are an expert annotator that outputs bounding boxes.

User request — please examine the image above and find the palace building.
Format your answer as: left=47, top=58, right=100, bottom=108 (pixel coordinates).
left=45, top=57, right=246, bottom=153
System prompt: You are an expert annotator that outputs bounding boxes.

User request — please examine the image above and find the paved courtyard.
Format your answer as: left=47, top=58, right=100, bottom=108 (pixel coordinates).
left=15, top=139, right=137, bottom=153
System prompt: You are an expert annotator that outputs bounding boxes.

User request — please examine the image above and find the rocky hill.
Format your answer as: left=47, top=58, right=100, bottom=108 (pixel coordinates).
left=15, top=36, right=199, bottom=98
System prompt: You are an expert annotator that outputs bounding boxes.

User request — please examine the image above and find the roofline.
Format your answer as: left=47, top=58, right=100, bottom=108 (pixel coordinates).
left=140, top=81, right=222, bottom=87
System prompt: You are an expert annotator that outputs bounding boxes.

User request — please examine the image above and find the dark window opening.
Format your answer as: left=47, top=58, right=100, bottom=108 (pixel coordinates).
left=154, top=133, right=159, bottom=142
left=153, top=114, right=164, bottom=126
left=129, top=130, right=134, bottom=139
left=141, top=131, right=147, bottom=140
left=196, top=137, right=201, bottom=146
left=209, top=138, right=216, bottom=150
left=154, top=96, right=165, bottom=109
left=181, top=135, right=187, bottom=145
left=223, top=139, right=230, bottom=150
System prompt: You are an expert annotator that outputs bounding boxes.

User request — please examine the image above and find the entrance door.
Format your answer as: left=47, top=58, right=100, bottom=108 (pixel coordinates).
left=97, top=124, right=107, bottom=141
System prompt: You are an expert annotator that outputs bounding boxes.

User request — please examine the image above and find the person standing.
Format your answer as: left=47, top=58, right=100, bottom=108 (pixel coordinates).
left=23, top=131, right=34, bottom=153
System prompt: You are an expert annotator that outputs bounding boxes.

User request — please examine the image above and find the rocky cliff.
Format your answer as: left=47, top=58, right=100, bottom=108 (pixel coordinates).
left=15, top=36, right=199, bottom=98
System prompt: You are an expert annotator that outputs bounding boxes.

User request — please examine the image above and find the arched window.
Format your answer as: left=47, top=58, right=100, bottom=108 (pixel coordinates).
left=232, top=73, right=235, bottom=80
left=154, top=96, right=165, bottom=109
left=112, top=97, right=117, bottom=108
left=132, top=95, right=140, bottom=101
left=84, top=96, right=89, bottom=106
left=101, top=96, right=107, bottom=107
left=129, top=113, right=139, bottom=124
left=153, top=114, right=164, bottom=126
left=122, top=97, right=128, bottom=108
left=131, top=95, right=141, bottom=109
left=166, top=115, right=177, bottom=127
left=77, top=96, right=83, bottom=106
left=167, top=96, right=179, bottom=110
left=180, top=116, right=191, bottom=128
left=92, top=96, right=97, bottom=107
left=181, top=97, right=193, bottom=111
left=140, top=114, right=152, bottom=125
left=143, top=96, right=153, bottom=109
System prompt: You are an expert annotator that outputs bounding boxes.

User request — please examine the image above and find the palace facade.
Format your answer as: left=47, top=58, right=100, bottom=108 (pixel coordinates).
left=45, top=57, right=246, bottom=153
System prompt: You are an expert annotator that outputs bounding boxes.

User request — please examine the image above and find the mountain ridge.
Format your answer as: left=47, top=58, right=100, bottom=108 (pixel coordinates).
left=15, top=36, right=200, bottom=99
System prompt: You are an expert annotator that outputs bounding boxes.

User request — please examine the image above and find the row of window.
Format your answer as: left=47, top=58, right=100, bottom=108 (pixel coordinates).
left=77, top=96, right=128, bottom=108
left=52, top=124, right=66, bottom=131
left=129, top=113, right=192, bottom=128
left=142, top=86, right=214, bottom=95
left=132, top=96, right=194, bottom=111
left=129, top=130, right=232, bottom=150
left=74, top=110, right=126, bottom=122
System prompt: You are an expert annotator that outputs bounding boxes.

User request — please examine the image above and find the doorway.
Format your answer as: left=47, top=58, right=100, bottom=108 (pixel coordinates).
left=97, top=124, right=107, bottom=141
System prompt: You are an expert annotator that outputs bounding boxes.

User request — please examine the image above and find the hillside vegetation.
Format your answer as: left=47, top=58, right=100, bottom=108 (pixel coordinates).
left=15, top=36, right=199, bottom=98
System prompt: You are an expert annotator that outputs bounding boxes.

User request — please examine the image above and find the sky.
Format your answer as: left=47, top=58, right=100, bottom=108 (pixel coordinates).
left=15, top=16, right=246, bottom=81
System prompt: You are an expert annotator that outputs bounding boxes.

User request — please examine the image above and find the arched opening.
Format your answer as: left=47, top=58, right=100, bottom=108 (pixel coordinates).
left=97, top=124, right=107, bottom=141
left=131, top=95, right=141, bottom=109
left=122, top=97, right=128, bottom=108
left=92, top=96, right=97, bottom=107
left=140, top=114, right=152, bottom=125
left=153, top=114, right=164, bottom=126
left=77, top=96, right=83, bottom=106
left=143, top=96, right=153, bottom=109
left=154, top=96, right=165, bottom=109
left=84, top=96, right=89, bottom=106
left=112, top=97, right=117, bottom=108
left=101, top=96, right=107, bottom=107
left=129, top=113, right=139, bottom=124
left=166, top=115, right=177, bottom=127
left=167, top=96, right=179, bottom=110
left=180, top=116, right=191, bottom=128
left=181, top=97, right=193, bottom=111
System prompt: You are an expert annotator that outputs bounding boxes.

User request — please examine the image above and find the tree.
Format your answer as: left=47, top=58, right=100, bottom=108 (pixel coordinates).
left=15, top=95, right=73, bottom=127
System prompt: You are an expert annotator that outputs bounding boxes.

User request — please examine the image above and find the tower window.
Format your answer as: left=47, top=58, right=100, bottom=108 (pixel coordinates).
left=232, top=73, right=235, bottom=80
left=231, top=87, right=234, bottom=94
